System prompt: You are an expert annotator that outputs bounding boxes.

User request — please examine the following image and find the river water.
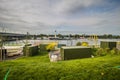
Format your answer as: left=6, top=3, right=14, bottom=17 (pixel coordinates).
left=3, top=39, right=120, bottom=47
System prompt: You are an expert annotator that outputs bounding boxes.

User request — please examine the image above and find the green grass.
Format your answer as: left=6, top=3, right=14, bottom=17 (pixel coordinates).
left=0, top=52, right=120, bottom=80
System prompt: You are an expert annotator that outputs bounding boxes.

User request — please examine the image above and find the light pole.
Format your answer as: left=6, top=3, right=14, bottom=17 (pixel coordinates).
left=55, top=30, right=57, bottom=38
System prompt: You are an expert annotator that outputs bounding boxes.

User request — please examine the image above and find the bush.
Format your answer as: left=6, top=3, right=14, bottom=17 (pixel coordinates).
left=46, top=42, right=57, bottom=51
left=110, top=48, right=120, bottom=55
left=96, top=48, right=106, bottom=56
left=81, top=42, right=89, bottom=46
left=76, top=42, right=81, bottom=46
left=39, top=44, right=49, bottom=51
left=91, top=48, right=98, bottom=56
left=93, top=48, right=120, bottom=56
left=76, top=42, right=89, bottom=46
left=95, top=48, right=110, bottom=56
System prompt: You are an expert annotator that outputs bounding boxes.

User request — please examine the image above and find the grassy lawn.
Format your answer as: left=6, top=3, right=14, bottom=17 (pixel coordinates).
left=0, top=52, right=120, bottom=80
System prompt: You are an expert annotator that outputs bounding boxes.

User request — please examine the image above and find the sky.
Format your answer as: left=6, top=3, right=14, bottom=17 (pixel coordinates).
left=0, top=0, right=120, bottom=35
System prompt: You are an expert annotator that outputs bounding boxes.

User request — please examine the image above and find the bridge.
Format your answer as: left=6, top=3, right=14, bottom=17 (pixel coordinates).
left=0, top=32, right=26, bottom=41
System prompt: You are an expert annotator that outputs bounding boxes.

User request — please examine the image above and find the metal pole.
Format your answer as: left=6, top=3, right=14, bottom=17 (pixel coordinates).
left=0, top=47, right=2, bottom=61
left=0, top=36, right=3, bottom=61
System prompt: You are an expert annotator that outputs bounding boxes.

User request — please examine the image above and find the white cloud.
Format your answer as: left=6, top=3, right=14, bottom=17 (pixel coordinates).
left=0, top=0, right=120, bottom=34
left=53, top=0, right=103, bottom=15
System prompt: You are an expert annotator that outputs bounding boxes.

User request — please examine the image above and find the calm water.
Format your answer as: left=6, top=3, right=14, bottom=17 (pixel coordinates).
left=4, top=39, right=120, bottom=46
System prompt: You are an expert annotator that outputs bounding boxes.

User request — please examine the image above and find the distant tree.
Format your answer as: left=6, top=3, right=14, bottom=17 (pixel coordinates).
left=48, top=34, right=54, bottom=37
left=108, top=34, right=112, bottom=39
left=57, top=34, right=62, bottom=37
left=103, top=34, right=108, bottom=39
left=74, top=34, right=79, bottom=39
left=69, top=34, right=73, bottom=38
left=26, top=32, right=31, bottom=39
left=33, top=35, right=37, bottom=40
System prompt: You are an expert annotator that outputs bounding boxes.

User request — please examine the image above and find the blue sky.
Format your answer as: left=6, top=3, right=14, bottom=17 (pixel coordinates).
left=0, top=0, right=120, bottom=35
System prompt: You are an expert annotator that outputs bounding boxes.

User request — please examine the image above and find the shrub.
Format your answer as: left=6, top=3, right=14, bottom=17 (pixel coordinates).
left=95, top=48, right=110, bottom=56
left=94, top=47, right=120, bottom=56
left=91, top=48, right=98, bottom=56
left=76, top=42, right=81, bottom=46
left=46, top=42, right=57, bottom=51
left=110, top=48, right=120, bottom=55
left=81, top=42, right=89, bottom=46
left=39, top=44, right=48, bottom=51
